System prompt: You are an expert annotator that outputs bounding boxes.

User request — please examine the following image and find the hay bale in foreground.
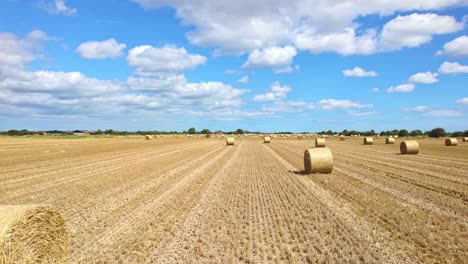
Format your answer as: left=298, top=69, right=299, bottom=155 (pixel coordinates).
left=445, top=138, right=458, bottom=146
left=339, top=135, right=345, bottom=141
left=386, top=137, right=395, bottom=144
left=400, top=141, right=419, bottom=155
left=364, top=137, right=374, bottom=145
left=145, top=135, right=153, bottom=140
left=462, top=137, right=468, bottom=142
left=226, top=137, right=235, bottom=145
left=315, top=138, right=326, bottom=148
left=264, top=136, right=271, bottom=143
left=304, top=148, right=333, bottom=174
left=0, top=205, right=69, bottom=264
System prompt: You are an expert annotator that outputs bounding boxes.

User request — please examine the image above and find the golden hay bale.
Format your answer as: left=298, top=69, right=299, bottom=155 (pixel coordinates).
left=264, top=136, right=271, bottom=143
left=145, top=135, right=153, bottom=140
left=304, top=148, right=333, bottom=174
left=315, top=138, right=326, bottom=148
left=339, top=135, right=345, bottom=141
left=226, top=137, right=235, bottom=145
left=386, top=137, right=395, bottom=144
left=364, top=137, right=374, bottom=145
left=0, top=205, right=69, bottom=264
left=400, top=141, right=419, bottom=155
left=445, top=138, right=458, bottom=146
left=463, top=137, right=468, bottom=142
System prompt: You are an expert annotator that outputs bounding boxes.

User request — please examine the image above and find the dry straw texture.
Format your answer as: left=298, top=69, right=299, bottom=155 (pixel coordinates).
left=145, top=135, right=153, bottom=140
left=400, top=141, right=419, bottom=155
left=463, top=137, right=468, bottom=142
left=339, top=135, right=345, bottom=141
left=386, top=137, right=395, bottom=144
left=226, top=137, right=235, bottom=145
left=304, top=148, right=334, bottom=174
left=264, top=136, right=271, bottom=143
left=445, top=138, right=458, bottom=146
left=364, top=137, right=374, bottom=145
left=0, top=205, right=68, bottom=264
left=315, top=138, right=326, bottom=148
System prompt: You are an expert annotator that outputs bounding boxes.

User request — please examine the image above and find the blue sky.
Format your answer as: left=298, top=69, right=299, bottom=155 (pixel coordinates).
left=0, top=0, right=467, bottom=132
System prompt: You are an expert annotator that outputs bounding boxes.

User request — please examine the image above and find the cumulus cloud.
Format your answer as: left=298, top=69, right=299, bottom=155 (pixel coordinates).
left=436, top=36, right=468, bottom=57
left=457, top=97, right=468, bottom=104
left=40, top=0, right=77, bottom=15
left=127, top=45, right=207, bottom=75
left=386, top=83, right=415, bottom=93
left=408, top=72, right=439, bottom=84
left=342, top=67, right=378, bottom=77
left=133, top=1, right=466, bottom=55
left=438, top=61, right=468, bottom=75
left=76, top=39, right=126, bottom=59
left=243, top=46, right=297, bottom=73
left=237, top=75, right=249, bottom=83
left=253, top=81, right=291, bottom=102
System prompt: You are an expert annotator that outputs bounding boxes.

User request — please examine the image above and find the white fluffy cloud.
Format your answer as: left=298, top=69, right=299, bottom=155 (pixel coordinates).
left=457, top=98, right=468, bottom=104
left=127, top=45, right=207, bottom=75
left=243, top=46, right=297, bottom=73
left=387, top=83, right=415, bottom=93
left=40, top=0, right=77, bottom=15
left=436, top=36, right=468, bottom=57
left=438, top=61, right=468, bottom=75
left=380, top=13, right=463, bottom=50
left=133, top=1, right=466, bottom=55
left=76, top=39, right=126, bottom=59
left=253, top=81, right=291, bottom=102
left=309, top=99, right=372, bottom=110
left=408, top=72, right=439, bottom=84
left=237, top=75, right=249, bottom=83
left=342, top=67, right=378, bottom=77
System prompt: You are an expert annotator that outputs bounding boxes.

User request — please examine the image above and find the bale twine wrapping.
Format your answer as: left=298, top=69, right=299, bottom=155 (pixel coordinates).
left=226, top=137, right=235, bottom=145
left=339, top=135, right=345, bottom=141
left=364, top=137, right=374, bottom=145
left=445, top=138, right=458, bottom=146
left=315, top=138, right=326, bottom=148
left=145, top=135, right=153, bottom=140
left=400, top=141, right=419, bottom=155
left=264, top=136, right=271, bottom=143
left=463, top=137, right=468, bottom=142
left=304, top=148, right=333, bottom=174
left=386, top=137, right=395, bottom=144
left=0, top=205, right=69, bottom=264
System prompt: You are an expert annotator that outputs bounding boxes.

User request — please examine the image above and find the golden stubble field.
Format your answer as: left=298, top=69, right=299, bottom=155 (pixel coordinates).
left=0, top=136, right=467, bottom=263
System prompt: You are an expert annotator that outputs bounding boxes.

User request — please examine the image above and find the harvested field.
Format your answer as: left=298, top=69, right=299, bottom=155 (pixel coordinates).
left=0, top=137, right=467, bottom=263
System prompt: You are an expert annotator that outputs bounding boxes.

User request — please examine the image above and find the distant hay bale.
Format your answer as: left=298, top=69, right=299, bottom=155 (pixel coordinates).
left=463, top=137, right=468, bottom=142
left=226, top=137, right=235, bottom=145
left=145, top=135, right=153, bottom=140
left=304, top=148, right=333, bottom=174
left=264, top=136, right=271, bottom=143
left=315, top=138, right=326, bottom=148
left=400, top=141, right=419, bottom=154
left=0, top=205, right=69, bottom=264
left=445, top=138, right=458, bottom=146
left=386, top=137, right=395, bottom=144
left=339, top=135, right=345, bottom=141
left=364, top=137, right=374, bottom=145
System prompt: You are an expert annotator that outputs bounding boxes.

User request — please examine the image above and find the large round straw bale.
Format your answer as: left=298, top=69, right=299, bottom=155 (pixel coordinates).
left=386, top=137, right=395, bottom=144
left=0, top=205, right=69, bottom=264
left=400, top=141, right=419, bottom=154
left=264, top=136, right=271, bottom=143
left=226, top=137, right=235, bottom=145
left=145, top=135, right=153, bottom=140
left=445, top=138, right=458, bottom=146
left=304, top=148, right=333, bottom=174
left=339, top=135, right=345, bottom=141
left=315, top=138, right=326, bottom=148
left=364, top=137, right=374, bottom=145
left=463, top=137, right=468, bottom=142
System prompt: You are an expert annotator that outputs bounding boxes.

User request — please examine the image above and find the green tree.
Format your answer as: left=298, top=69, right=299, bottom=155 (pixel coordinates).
left=464, top=130, right=468, bottom=137
left=409, top=130, right=422, bottom=137
left=398, top=129, right=409, bottom=137
left=188, top=127, right=197, bottom=134
left=236, top=128, right=245, bottom=134
left=200, top=128, right=211, bottom=134
left=451, top=131, right=464, bottom=137
left=428, top=128, right=446, bottom=138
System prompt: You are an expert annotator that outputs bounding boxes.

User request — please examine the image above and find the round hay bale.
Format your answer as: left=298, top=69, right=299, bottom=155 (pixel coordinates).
left=339, top=135, right=345, bottom=141
left=304, top=148, right=333, bottom=174
left=400, top=141, right=419, bottom=155
left=145, top=135, right=153, bottom=140
left=463, top=137, right=468, bottom=142
left=445, top=138, right=458, bottom=146
left=364, top=137, right=374, bottom=145
left=386, top=137, right=395, bottom=144
left=226, top=137, right=235, bottom=145
left=264, top=136, right=271, bottom=143
left=0, top=205, right=69, bottom=264
left=315, top=138, right=326, bottom=148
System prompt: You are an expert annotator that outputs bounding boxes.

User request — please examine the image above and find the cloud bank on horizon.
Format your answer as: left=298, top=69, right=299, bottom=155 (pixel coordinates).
left=0, top=0, right=467, bottom=131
